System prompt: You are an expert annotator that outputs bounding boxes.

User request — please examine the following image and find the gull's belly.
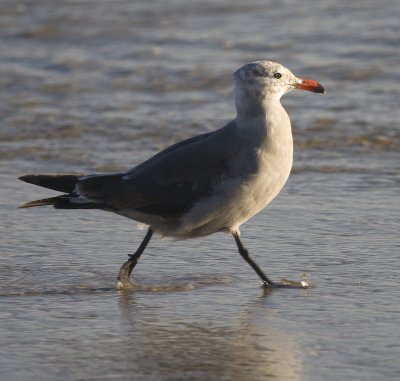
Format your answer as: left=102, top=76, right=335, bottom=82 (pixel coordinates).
left=231, top=156, right=293, bottom=227
left=166, top=151, right=293, bottom=239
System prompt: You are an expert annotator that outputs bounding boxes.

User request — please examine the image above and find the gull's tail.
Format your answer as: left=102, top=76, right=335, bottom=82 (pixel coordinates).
left=18, top=196, right=68, bottom=209
left=18, top=174, right=105, bottom=209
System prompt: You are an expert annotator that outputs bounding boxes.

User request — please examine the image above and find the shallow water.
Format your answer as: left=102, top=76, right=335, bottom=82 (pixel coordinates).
left=1, top=0, right=400, bottom=380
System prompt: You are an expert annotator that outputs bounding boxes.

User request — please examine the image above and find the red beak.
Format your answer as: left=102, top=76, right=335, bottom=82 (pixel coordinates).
left=296, top=78, right=325, bottom=94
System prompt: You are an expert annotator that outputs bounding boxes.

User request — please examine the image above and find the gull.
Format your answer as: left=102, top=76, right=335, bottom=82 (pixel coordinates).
left=18, top=60, right=325, bottom=289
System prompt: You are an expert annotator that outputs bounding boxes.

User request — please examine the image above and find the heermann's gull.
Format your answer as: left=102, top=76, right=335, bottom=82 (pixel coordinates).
left=18, top=60, right=325, bottom=289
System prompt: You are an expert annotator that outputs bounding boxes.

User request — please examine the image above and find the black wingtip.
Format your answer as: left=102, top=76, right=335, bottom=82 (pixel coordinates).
left=18, top=174, right=33, bottom=183
left=17, top=173, right=81, bottom=193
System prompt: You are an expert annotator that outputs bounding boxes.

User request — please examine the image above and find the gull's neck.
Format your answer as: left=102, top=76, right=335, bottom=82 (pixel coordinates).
left=234, top=84, right=292, bottom=145
left=232, top=82, right=294, bottom=216
left=235, top=84, right=270, bottom=120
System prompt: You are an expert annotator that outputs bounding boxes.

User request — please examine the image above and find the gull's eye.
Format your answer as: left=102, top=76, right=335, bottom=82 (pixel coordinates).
left=274, top=72, right=282, bottom=79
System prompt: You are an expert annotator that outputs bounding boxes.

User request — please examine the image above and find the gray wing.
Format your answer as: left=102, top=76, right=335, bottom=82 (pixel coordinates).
left=78, top=120, right=240, bottom=220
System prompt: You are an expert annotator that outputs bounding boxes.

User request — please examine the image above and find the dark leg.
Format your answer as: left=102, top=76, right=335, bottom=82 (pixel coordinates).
left=232, top=231, right=275, bottom=286
left=117, top=227, right=153, bottom=286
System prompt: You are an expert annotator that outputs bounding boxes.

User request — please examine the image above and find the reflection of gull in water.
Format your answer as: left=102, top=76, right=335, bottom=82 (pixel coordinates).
left=116, top=290, right=304, bottom=381
left=233, top=300, right=304, bottom=380
left=18, top=61, right=324, bottom=288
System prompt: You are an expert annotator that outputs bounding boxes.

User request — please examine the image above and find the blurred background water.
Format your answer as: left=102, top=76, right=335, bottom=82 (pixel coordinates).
left=0, top=0, right=399, bottom=380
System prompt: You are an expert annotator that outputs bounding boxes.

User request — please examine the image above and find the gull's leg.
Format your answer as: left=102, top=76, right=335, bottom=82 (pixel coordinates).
left=117, top=227, right=153, bottom=286
left=232, top=231, right=275, bottom=286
